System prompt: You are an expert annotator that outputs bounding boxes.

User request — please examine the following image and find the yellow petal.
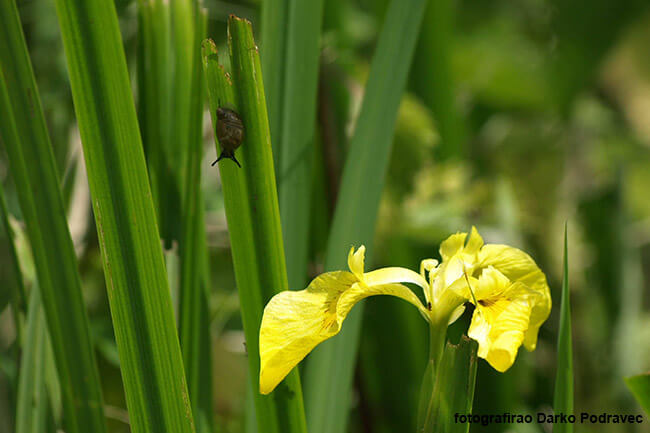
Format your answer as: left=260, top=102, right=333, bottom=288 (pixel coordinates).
left=472, top=266, right=511, bottom=300
left=443, top=256, right=465, bottom=287
left=348, top=245, right=366, bottom=279
left=477, top=245, right=551, bottom=350
left=259, top=269, right=427, bottom=394
left=427, top=276, right=470, bottom=322
left=364, top=267, right=429, bottom=292
left=338, top=282, right=429, bottom=321
left=420, top=259, right=438, bottom=279
left=467, top=280, right=534, bottom=372
left=439, top=232, right=467, bottom=261
left=259, top=271, right=355, bottom=394
left=448, top=305, right=466, bottom=325
left=464, top=226, right=484, bottom=255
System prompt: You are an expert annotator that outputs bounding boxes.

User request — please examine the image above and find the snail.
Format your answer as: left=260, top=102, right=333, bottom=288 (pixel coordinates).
left=212, top=106, right=244, bottom=168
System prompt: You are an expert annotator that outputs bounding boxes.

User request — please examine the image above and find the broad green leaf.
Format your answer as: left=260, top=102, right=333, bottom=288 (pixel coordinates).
left=202, top=16, right=307, bottom=433
left=51, top=0, right=195, bottom=431
left=303, top=1, right=429, bottom=431
left=0, top=1, right=107, bottom=431
left=553, top=224, right=573, bottom=432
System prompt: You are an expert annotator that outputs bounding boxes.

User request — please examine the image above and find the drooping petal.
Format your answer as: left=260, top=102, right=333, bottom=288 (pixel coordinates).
left=259, top=271, right=356, bottom=394
left=259, top=267, right=428, bottom=394
left=467, top=270, right=538, bottom=372
left=477, top=245, right=551, bottom=350
left=467, top=301, right=530, bottom=372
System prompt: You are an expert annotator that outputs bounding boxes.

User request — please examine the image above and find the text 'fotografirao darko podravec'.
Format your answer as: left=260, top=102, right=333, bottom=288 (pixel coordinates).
left=454, top=412, right=645, bottom=427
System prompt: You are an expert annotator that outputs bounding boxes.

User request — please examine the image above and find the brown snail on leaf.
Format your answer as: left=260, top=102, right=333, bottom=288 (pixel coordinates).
left=212, top=106, right=244, bottom=168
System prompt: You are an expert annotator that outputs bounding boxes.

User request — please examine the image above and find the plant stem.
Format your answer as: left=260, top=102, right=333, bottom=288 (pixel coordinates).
left=428, top=316, right=448, bottom=369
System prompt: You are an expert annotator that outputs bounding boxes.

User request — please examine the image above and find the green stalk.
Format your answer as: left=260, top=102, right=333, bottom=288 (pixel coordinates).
left=179, top=5, right=213, bottom=433
left=261, top=0, right=325, bottom=290
left=553, top=224, right=573, bottom=432
left=427, top=318, right=448, bottom=371
left=0, top=1, right=107, bottom=431
left=202, top=16, right=307, bottom=433
left=52, top=0, right=195, bottom=431
left=303, top=1, right=428, bottom=431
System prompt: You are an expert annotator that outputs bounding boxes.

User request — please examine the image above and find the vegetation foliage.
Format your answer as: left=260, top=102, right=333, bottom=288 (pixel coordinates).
left=1, top=0, right=650, bottom=432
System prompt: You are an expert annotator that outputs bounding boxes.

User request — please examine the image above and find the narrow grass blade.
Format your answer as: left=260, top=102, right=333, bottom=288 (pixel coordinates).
left=303, top=0, right=428, bottom=431
left=553, top=224, right=573, bottom=432
left=202, top=16, right=307, bottom=433
left=417, top=336, right=478, bottom=433
left=179, top=5, right=213, bottom=433
left=15, top=287, right=55, bottom=433
left=625, top=374, right=650, bottom=415
left=170, top=0, right=194, bottom=183
left=137, top=0, right=179, bottom=246
left=52, top=0, right=195, bottom=431
left=0, top=1, right=107, bottom=431
left=261, top=0, right=325, bottom=290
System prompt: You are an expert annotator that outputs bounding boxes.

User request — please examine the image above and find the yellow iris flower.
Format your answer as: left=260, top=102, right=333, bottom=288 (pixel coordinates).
left=259, top=227, right=551, bottom=394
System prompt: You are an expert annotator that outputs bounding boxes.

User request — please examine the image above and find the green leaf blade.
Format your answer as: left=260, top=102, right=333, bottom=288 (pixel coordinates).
left=553, top=224, right=574, bottom=433
left=0, top=1, right=107, bottom=431
left=202, top=17, right=308, bottom=432
left=51, top=0, right=195, bottom=431
left=178, top=5, right=214, bottom=433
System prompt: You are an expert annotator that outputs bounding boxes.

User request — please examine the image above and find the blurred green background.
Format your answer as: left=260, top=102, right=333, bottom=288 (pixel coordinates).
left=1, top=0, right=650, bottom=432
